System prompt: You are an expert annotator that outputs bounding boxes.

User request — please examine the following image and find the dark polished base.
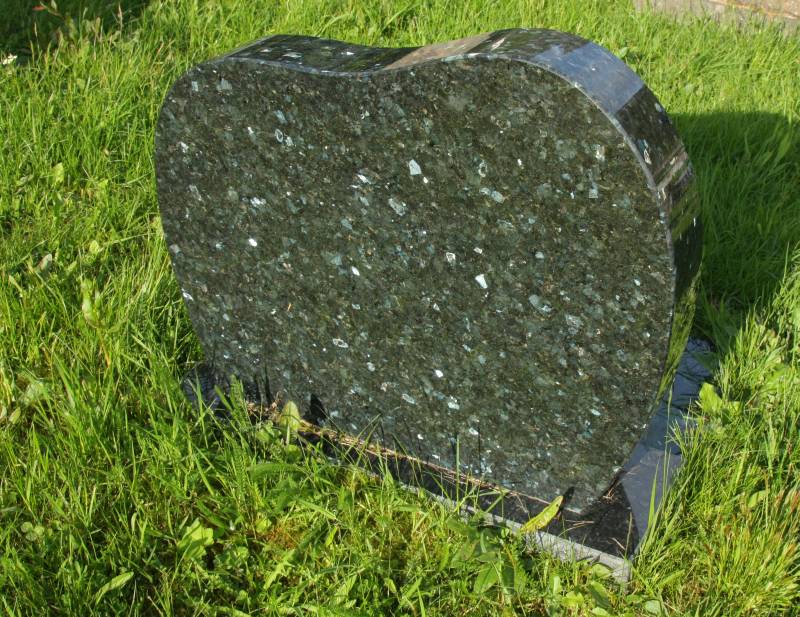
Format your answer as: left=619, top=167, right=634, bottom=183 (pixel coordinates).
left=182, top=337, right=712, bottom=576
left=182, top=364, right=270, bottom=415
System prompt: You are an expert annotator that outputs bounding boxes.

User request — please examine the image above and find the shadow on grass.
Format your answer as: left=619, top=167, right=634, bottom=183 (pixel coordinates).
left=1, top=0, right=152, bottom=57
left=672, top=111, right=800, bottom=341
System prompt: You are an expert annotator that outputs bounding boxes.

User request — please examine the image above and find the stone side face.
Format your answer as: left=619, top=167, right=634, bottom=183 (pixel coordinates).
left=635, top=0, right=799, bottom=28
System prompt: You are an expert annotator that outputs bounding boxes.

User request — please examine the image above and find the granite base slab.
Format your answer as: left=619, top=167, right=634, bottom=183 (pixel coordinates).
left=185, top=337, right=712, bottom=578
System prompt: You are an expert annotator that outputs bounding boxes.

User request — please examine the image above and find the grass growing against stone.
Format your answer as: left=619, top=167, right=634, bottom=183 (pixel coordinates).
left=1, top=1, right=799, bottom=614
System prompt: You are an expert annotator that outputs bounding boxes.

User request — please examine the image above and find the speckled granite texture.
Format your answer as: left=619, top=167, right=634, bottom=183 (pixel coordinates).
left=156, top=29, right=701, bottom=513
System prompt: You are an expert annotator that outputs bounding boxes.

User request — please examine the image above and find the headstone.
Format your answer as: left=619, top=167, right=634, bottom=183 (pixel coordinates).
left=155, top=29, right=704, bottom=576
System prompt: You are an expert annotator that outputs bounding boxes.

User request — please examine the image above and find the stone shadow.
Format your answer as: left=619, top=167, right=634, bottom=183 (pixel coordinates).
left=671, top=110, right=799, bottom=338
left=1, top=0, right=152, bottom=57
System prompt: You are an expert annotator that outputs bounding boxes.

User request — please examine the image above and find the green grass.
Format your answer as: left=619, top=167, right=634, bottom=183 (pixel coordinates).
left=1, top=0, right=799, bottom=614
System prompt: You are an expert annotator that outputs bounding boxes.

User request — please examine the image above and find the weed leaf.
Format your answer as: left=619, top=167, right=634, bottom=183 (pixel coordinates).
left=178, top=519, right=214, bottom=561
left=473, top=562, right=499, bottom=594
left=519, top=495, right=563, bottom=534
left=278, top=400, right=302, bottom=431
left=698, top=382, right=722, bottom=413
left=643, top=599, right=666, bottom=615
left=587, top=580, right=612, bottom=610
left=51, top=162, right=64, bottom=186
left=94, top=571, right=133, bottom=604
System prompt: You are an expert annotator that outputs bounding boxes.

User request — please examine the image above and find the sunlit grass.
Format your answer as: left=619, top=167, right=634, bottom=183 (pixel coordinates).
left=1, top=1, right=799, bottom=614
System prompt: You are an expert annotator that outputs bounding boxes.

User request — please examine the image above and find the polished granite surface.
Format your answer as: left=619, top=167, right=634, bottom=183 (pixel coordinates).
left=156, top=29, right=702, bottom=511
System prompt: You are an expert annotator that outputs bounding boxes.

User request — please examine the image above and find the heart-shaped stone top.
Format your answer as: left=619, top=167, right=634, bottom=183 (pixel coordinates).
left=156, top=29, right=700, bottom=511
